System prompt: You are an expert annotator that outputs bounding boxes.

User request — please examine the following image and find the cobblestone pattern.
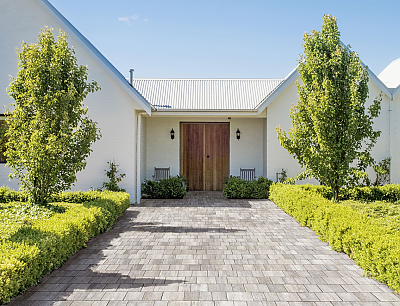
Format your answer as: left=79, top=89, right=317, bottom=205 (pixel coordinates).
left=8, top=191, right=400, bottom=305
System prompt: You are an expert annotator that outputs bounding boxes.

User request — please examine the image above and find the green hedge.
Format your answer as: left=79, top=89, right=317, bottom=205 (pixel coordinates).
left=223, top=176, right=273, bottom=199
left=0, top=190, right=130, bottom=304
left=298, top=184, right=400, bottom=202
left=0, top=187, right=111, bottom=204
left=269, top=183, right=400, bottom=293
left=142, top=176, right=187, bottom=199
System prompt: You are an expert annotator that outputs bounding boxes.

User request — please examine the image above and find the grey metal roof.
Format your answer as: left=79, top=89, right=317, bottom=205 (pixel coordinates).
left=131, top=79, right=284, bottom=110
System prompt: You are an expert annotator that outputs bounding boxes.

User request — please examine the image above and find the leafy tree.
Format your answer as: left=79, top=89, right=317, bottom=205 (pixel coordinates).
left=6, top=28, right=101, bottom=204
left=277, top=15, right=381, bottom=202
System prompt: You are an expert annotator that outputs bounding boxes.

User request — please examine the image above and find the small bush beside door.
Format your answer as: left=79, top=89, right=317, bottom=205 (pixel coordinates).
left=223, top=176, right=273, bottom=199
left=141, top=176, right=187, bottom=199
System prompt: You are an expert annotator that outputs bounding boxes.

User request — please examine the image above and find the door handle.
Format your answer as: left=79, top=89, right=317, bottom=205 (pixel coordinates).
left=207, top=155, right=210, bottom=158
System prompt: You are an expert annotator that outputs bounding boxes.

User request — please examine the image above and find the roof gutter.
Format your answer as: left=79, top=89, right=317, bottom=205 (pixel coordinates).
left=150, top=109, right=260, bottom=116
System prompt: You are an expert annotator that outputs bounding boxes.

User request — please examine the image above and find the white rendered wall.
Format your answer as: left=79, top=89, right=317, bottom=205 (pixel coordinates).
left=145, top=116, right=265, bottom=182
left=229, top=118, right=265, bottom=178
left=140, top=116, right=147, bottom=187
left=366, top=81, right=390, bottom=182
left=390, top=93, right=400, bottom=183
left=0, top=0, right=143, bottom=199
left=266, top=78, right=308, bottom=182
left=145, top=117, right=181, bottom=181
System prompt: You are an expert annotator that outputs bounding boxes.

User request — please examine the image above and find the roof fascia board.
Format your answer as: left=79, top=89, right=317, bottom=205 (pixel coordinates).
left=256, top=68, right=299, bottom=114
left=37, top=0, right=152, bottom=115
left=364, top=66, right=392, bottom=98
left=152, top=110, right=260, bottom=117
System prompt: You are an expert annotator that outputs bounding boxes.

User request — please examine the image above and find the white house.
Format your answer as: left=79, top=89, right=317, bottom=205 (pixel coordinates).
left=1, top=0, right=399, bottom=204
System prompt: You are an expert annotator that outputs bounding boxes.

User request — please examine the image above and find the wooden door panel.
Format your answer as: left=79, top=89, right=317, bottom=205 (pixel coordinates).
left=181, top=123, right=204, bottom=191
left=205, top=123, right=229, bottom=191
left=181, top=123, right=229, bottom=191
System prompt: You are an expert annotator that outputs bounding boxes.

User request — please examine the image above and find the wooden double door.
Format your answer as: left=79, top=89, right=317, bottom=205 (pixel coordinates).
left=180, top=123, right=229, bottom=191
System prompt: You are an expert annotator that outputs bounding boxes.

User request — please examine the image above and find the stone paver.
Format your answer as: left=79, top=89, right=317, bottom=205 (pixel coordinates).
left=8, top=191, right=400, bottom=305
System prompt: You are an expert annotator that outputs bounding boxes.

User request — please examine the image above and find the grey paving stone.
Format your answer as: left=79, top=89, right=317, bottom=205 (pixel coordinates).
left=7, top=192, right=400, bottom=306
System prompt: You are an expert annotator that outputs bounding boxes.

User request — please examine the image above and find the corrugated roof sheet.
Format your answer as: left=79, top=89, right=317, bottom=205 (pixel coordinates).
left=131, top=79, right=284, bottom=110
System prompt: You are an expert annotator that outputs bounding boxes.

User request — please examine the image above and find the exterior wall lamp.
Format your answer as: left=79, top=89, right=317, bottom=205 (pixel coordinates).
left=236, top=128, right=241, bottom=140
left=170, top=128, right=175, bottom=140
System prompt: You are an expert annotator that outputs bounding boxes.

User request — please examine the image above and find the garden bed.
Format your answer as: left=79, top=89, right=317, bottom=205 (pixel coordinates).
left=269, top=184, right=400, bottom=293
left=0, top=189, right=130, bottom=304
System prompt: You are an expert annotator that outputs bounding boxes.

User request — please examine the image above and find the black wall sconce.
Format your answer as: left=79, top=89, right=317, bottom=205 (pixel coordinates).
left=236, top=128, right=241, bottom=140
left=170, top=128, right=175, bottom=140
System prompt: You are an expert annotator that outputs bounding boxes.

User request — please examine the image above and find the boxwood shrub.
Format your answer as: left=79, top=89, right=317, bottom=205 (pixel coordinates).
left=224, top=176, right=273, bottom=199
left=0, top=190, right=130, bottom=304
left=141, top=176, right=187, bottom=199
left=269, top=183, right=400, bottom=293
left=298, top=184, right=400, bottom=202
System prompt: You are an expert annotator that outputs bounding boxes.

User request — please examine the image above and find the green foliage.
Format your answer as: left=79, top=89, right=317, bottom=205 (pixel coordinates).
left=142, top=176, right=187, bottom=199
left=0, top=190, right=129, bottom=304
left=297, top=184, right=400, bottom=203
left=100, top=159, right=126, bottom=192
left=373, top=157, right=391, bottom=186
left=0, top=187, right=121, bottom=204
left=276, top=15, right=381, bottom=202
left=6, top=28, right=101, bottom=204
left=269, top=184, right=400, bottom=293
left=341, top=200, right=400, bottom=232
left=0, top=119, right=7, bottom=162
left=278, top=168, right=288, bottom=183
left=223, top=176, right=273, bottom=199
left=0, top=187, right=28, bottom=203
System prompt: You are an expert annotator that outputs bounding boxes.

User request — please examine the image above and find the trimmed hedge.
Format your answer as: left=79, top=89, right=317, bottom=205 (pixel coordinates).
left=0, top=187, right=111, bottom=204
left=142, top=176, right=187, bottom=199
left=0, top=190, right=130, bottom=304
left=269, top=183, right=400, bottom=293
left=224, top=176, right=273, bottom=199
left=298, top=184, right=400, bottom=202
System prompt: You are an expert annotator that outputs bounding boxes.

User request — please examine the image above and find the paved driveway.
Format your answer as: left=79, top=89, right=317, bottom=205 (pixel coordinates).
left=9, top=191, right=400, bottom=305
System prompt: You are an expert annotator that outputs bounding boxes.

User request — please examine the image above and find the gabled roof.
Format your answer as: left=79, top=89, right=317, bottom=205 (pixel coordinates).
left=37, top=0, right=152, bottom=114
left=377, top=58, right=400, bottom=99
left=378, top=58, right=400, bottom=89
left=256, top=68, right=299, bottom=114
left=131, top=79, right=283, bottom=110
left=255, top=63, right=393, bottom=115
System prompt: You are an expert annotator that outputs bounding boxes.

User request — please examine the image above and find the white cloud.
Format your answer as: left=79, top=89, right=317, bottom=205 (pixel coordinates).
left=143, top=19, right=148, bottom=22
left=118, top=15, right=139, bottom=24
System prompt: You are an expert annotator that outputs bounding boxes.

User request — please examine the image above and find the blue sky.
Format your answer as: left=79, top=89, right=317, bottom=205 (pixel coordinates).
left=49, top=0, right=400, bottom=79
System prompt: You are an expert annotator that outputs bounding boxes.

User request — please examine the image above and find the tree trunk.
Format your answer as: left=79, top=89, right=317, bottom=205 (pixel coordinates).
left=332, top=185, right=339, bottom=202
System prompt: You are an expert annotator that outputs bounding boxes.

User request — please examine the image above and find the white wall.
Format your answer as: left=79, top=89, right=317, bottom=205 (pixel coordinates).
left=0, top=0, right=143, bottom=198
left=140, top=116, right=147, bottom=186
left=266, top=78, right=309, bottom=182
left=366, top=81, right=390, bottom=182
left=391, top=92, right=400, bottom=183
left=145, top=117, right=181, bottom=180
left=145, top=116, right=266, bottom=182
left=229, top=118, right=265, bottom=178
